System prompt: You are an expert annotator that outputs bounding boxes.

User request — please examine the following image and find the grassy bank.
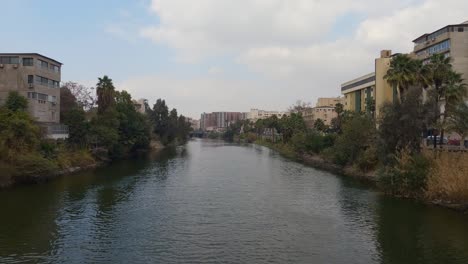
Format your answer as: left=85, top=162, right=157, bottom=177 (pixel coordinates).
left=256, top=139, right=468, bottom=212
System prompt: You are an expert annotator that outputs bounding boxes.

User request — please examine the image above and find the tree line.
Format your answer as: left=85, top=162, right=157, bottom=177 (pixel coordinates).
left=224, top=53, right=468, bottom=199
left=0, top=75, right=192, bottom=184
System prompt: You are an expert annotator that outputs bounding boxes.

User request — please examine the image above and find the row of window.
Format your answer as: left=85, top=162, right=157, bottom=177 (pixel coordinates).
left=27, top=92, right=57, bottom=103
left=0, top=56, right=60, bottom=72
left=27, top=75, right=60, bottom=88
left=341, top=76, right=376, bottom=91
left=37, top=59, right=60, bottom=72
left=0, top=56, right=20, bottom=64
left=414, top=26, right=466, bottom=45
left=417, top=40, right=451, bottom=57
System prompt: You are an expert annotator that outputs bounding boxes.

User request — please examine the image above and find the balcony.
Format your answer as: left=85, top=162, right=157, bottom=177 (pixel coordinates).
left=41, top=124, right=69, bottom=140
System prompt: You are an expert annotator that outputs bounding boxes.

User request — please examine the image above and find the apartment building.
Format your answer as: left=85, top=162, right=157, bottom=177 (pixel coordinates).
left=341, top=50, right=394, bottom=117
left=200, top=112, right=246, bottom=131
left=0, top=53, right=68, bottom=138
left=413, top=20, right=468, bottom=101
left=302, top=97, right=344, bottom=128
left=247, top=109, right=287, bottom=122
left=316, top=97, right=345, bottom=108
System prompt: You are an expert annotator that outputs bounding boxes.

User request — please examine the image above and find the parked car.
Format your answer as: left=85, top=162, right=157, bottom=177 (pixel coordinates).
left=426, top=136, right=448, bottom=145
left=448, top=139, right=461, bottom=146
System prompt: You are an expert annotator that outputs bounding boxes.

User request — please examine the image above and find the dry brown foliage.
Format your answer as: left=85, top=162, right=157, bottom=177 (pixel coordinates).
left=425, top=150, right=468, bottom=203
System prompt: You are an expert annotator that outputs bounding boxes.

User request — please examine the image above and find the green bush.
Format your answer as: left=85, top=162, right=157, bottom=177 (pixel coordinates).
left=329, top=114, right=376, bottom=166
left=12, top=153, right=58, bottom=178
left=378, top=149, right=430, bottom=196
left=356, top=146, right=379, bottom=172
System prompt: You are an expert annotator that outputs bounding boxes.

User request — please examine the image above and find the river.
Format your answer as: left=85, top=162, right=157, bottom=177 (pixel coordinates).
left=0, top=139, right=467, bottom=263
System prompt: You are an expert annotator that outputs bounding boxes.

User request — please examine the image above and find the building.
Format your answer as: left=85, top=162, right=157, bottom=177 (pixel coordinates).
left=413, top=21, right=468, bottom=143
left=341, top=50, right=395, bottom=117
left=412, top=20, right=468, bottom=99
left=302, top=97, right=344, bottom=128
left=0, top=53, right=68, bottom=138
left=316, top=97, right=345, bottom=108
left=247, top=108, right=287, bottom=122
left=133, top=98, right=148, bottom=114
left=200, top=112, right=246, bottom=131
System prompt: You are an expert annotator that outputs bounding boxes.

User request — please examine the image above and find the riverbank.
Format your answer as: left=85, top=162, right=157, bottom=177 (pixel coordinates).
left=255, top=140, right=377, bottom=182
left=255, top=140, right=468, bottom=213
left=0, top=140, right=171, bottom=190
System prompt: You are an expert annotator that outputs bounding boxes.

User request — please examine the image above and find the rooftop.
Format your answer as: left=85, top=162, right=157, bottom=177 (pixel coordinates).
left=413, top=20, right=468, bottom=43
left=0, top=53, right=62, bottom=65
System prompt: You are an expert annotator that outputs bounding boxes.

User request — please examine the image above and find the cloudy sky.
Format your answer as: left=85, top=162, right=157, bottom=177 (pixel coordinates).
left=1, top=0, right=467, bottom=118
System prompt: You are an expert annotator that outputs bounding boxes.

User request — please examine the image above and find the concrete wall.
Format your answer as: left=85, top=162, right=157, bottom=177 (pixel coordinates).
left=375, top=56, right=393, bottom=118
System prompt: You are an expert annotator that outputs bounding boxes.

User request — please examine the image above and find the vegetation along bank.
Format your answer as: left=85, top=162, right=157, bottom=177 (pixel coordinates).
left=0, top=76, right=192, bottom=188
left=221, top=53, right=468, bottom=212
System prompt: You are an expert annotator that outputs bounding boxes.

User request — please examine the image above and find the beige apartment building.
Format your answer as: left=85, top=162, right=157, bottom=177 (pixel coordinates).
left=341, top=50, right=395, bottom=117
left=413, top=20, right=468, bottom=143
left=302, top=97, right=344, bottom=128
left=413, top=20, right=468, bottom=97
left=0, top=53, right=68, bottom=138
left=0, top=53, right=61, bottom=123
left=247, top=108, right=287, bottom=122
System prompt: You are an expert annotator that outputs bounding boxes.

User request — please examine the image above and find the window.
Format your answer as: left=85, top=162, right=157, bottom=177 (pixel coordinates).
left=27, top=92, right=37, bottom=99
left=0, top=56, right=19, bottom=64
left=458, top=27, right=464, bottom=32
left=37, top=93, right=48, bottom=101
left=23, top=58, right=33, bottom=66
left=37, top=59, right=48, bottom=68
left=49, top=64, right=60, bottom=73
left=35, top=75, right=60, bottom=88
left=426, top=40, right=451, bottom=55
left=28, top=75, right=34, bottom=84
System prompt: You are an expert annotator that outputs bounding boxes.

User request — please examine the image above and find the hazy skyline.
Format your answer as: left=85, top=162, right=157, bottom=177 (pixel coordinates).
left=1, top=0, right=467, bottom=118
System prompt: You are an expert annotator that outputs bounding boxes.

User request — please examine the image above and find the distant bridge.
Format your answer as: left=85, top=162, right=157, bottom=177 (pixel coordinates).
left=190, top=131, right=205, bottom=138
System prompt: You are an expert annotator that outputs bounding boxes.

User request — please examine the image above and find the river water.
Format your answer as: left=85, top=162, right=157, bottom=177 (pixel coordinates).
left=0, top=139, right=467, bottom=264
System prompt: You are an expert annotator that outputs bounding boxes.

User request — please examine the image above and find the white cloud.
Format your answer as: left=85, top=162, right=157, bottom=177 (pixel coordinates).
left=134, top=0, right=468, bottom=117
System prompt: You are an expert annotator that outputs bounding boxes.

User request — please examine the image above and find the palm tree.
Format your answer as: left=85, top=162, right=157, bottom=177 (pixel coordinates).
left=384, top=54, right=419, bottom=101
left=446, top=103, right=468, bottom=149
left=424, top=54, right=454, bottom=148
left=96, top=75, right=116, bottom=114
left=444, top=72, right=467, bottom=109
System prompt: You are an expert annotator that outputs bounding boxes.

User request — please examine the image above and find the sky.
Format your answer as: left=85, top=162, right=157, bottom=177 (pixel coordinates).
left=1, top=0, right=467, bottom=119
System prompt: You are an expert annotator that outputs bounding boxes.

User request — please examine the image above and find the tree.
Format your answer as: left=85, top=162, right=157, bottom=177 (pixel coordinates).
left=384, top=54, right=420, bottom=99
left=62, top=108, right=89, bottom=147
left=150, top=99, right=169, bottom=140
left=0, top=92, right=39, bottom=154
left=62, top=81, right=96, bottom=110
left=96, top=76, right=116, bottom=114
left=288, top=100, right=311, bottom=113
left=60, top=87, right=79, bottom=114
left=330, top=113, right=376, bottom=166
left=446, top=103, right=468, bottom=149
left=313, top=118, right=327, bottom=132
left=424, top=54, right=454, bottom=147
left=5, top=91, right=28, bottom=112
left=378, top=87, right=429, bottom=159
left=279, top=113, right=307, bottom=142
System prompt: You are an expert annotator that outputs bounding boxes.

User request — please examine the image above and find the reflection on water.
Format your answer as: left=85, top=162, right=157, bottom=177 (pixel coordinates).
left=0, top=139, right=467, bottom=263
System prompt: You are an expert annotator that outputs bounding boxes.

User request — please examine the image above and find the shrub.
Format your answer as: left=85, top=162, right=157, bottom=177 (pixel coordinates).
left=425, top=150, right=468, bottom=202
left=12, top=153, right=58, bottom=178
left=356, top=144, right=379, bottom=172
left=329, top=114, right=376, bottom=166
left=57, top=149, right=96, bottom=169
left=378, top=148, right=430, bottom=197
